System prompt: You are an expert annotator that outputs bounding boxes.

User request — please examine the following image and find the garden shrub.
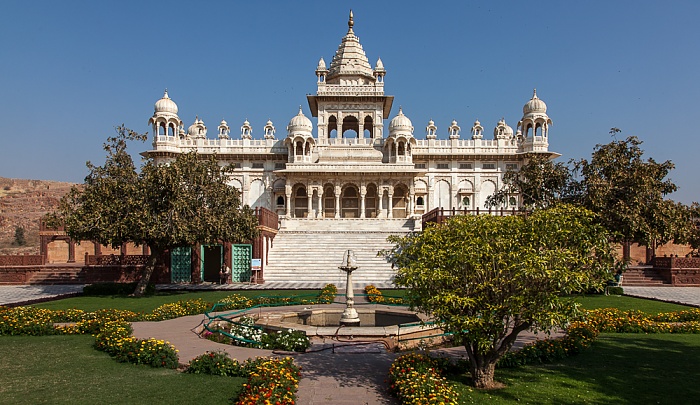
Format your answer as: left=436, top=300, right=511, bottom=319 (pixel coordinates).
left=388, top=352, right=460, bottom=405
left=317, top=283, right=337, bottom=303
left=186, top=351, right=244, bottom=377
left=235, top=357, right=300, bottom=405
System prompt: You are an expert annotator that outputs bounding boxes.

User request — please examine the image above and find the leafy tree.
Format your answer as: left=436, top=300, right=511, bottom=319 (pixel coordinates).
left=572, top=134, right=678, bottom=255
left=49, top=126, right=259, bottom=296
left=385, top=205, right=614, bottom=389
left=486, top=154, right=574, bottom=209
left=13, top=226, right=26, bottom=246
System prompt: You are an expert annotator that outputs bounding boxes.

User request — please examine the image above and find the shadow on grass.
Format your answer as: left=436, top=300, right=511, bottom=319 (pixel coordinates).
left=450, top=333, right=700, bottom=404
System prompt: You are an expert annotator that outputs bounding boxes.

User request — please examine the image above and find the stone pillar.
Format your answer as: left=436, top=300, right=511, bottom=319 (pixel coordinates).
left=68, top=240, right=76, bottom=263
left=307, top=187, right=313, bottom=218
left=378, top=187, right=384, bottom=217
left=285, top=185, right=292, bottom=218
left=358, top=122, right=364, bottom=139
left=335, top=187, right=341, bottom=218
left=409, top=191, right=415, bottom=216
left=388, top=193, right=394, bottom=218
left=360, top=187, right=366, bottom=218
left=317, top=189, right=324, bottom=218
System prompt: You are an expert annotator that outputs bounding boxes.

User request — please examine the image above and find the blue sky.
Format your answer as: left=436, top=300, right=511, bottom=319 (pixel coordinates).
left=1, top=1, right=698, bottom=204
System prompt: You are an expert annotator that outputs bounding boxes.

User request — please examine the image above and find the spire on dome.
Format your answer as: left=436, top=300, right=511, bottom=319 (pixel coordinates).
left=326, top=10, right=375, bottom=83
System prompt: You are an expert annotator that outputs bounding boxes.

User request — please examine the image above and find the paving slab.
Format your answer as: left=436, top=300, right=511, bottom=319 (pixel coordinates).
left=623, top=286, right=700, bottom=307
left=0, top=285, right=84, bottom=306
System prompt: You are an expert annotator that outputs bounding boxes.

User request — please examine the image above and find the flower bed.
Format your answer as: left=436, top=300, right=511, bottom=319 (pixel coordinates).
left=185, top=352, right=301, bottom=404
left=388, top=352, right=460, bottom=405
left=388, top=307, right=700, bottom=403
left=205, top=316, right=311, bottom=352
left=364, top=284, right=406, bottom=305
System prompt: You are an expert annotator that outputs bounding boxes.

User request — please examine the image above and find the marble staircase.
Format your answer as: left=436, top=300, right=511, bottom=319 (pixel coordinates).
left=262, top=218, right=416, bottom=285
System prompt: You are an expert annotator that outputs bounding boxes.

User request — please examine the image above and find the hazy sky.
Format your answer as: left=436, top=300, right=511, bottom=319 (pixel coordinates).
left=1, top=1, right=698, bottom=204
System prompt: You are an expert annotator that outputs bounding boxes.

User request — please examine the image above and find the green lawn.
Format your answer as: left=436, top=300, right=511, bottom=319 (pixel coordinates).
left=32, top=289, right=322, bottom=312
left=572, top=294, right=692, bottom=313
left=0, top=335, right=245, bottom=404
left=452, top=333, right=700, bottom=404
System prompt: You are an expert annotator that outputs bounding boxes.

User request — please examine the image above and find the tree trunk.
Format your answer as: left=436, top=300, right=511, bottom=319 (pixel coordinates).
left=471, top=361, right=497, bottom=389
left=133, top=248, right=160, bottom=297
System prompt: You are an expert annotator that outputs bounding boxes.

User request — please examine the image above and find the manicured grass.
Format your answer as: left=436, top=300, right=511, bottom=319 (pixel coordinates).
left=32, top=289, right=322, bottom=313
left=451, top=333, right=700, bottom=404
left=572, top=294, right=692, bottom=313
left=0, top=335, right=245, bottom=404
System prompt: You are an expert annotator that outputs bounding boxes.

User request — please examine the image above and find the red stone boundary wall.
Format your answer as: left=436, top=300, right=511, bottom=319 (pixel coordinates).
left=653, top=257, right=700, bottom=286
left=0, top=267, right=40, bottom=284
left=0, top=255, right=45, bottom=266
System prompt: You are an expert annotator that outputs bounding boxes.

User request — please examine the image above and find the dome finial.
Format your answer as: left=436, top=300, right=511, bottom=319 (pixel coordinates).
left=533, top=88, right=538, bottom=98
left=163, top=88, right=169, bottom=98
left=348, top=10, right=354, bottom=30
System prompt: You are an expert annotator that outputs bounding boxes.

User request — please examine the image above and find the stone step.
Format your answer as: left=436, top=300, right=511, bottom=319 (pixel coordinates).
left=264, top=219, right=411, bottom=284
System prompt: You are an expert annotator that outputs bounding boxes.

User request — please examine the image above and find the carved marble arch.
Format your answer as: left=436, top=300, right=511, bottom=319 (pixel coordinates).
left=342, top=115, right=359, bottom=138
left=154, top=118, right=178, bottom=136
left=392, top=183, right=409, bottom=218
left=365, top=182, right=378, bottom=218
left=323, top=183, right=336, bottom=218
left=340, top=183, right=360, bottom=218
left=364, top=115, right=373, bottom=138
left=293, top=183, right=308, bottom=218
left=328, top=115, right=338, bottom=138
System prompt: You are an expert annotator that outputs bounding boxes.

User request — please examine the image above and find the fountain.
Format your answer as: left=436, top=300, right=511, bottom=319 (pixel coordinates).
left=206, top=250, right=445, bottom=350
left=339, top=249, right=360, bottom=326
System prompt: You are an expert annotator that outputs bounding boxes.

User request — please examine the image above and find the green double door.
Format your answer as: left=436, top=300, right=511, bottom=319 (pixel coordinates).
left=171, top=244, right=251, bottom=283
left=230, top=244, right=252, bottom=282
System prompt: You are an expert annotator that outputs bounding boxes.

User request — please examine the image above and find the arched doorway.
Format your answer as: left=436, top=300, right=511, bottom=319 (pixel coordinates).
left=393, top=185, right=408, bottom=218
left=341, top=186, right=359, bottom=218
left=365, top=183, right=377, bottom=218
left=323, top=184, right=335, bottom=218
left=294, top=187, right=308, bottom=218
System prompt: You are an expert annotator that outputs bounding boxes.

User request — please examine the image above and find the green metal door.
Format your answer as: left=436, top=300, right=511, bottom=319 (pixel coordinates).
left=170, top=247, right=192, bottom=283
left=231, top=244, right=252, bottom=282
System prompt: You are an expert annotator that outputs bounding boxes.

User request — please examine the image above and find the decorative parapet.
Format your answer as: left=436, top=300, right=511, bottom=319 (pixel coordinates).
left=0, top=255, right=45, bottom=266
left=422, top=207, right=530, bottom=227
left=316, top=84, right=384, bottom=96
left=86, top=255, right=150, bottom=266
left=653, top=257, right=700, bottom=269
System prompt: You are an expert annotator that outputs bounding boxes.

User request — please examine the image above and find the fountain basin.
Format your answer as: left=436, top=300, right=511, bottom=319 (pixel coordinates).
left=255, top=307, right=433, bottom=338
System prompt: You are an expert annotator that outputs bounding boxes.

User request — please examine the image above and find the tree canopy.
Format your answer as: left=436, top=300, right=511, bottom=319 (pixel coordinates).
left=49, top=126, right=259, bottom=295
left=573, top=135, right=678, bottom=246
left=385, top=204, right=614, bottom=388
left=486, top=154, right=574, bottom=209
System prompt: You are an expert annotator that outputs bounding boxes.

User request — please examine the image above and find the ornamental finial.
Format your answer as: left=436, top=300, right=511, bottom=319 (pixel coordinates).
left=348, top=10, right=354, bottom=30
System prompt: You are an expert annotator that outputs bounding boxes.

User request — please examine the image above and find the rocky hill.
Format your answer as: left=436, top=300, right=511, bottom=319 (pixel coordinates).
left=0, top=177, right=76, bottom=255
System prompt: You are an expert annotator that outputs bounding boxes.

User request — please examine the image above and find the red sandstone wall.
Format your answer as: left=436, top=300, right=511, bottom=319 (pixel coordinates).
left=617, top=242, right=694, bottom=265
left=73, top=241, right=95, bottom=264
left=46, top=240, right=69, bottom=263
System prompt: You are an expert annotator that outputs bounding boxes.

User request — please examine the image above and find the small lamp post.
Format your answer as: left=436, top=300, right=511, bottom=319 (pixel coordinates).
left=339, top=249, right=360, bottom=326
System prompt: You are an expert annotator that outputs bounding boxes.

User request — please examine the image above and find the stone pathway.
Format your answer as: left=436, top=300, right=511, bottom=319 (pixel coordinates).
left=620, top=286, right=700, bottom=308
left=0, top=284, right=84, bottom=306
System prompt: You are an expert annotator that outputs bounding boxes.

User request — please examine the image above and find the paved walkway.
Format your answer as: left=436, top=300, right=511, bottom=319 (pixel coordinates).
left=0, top=284, right=84, bottom=306
left=620, top=286, right=700, bottom=308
